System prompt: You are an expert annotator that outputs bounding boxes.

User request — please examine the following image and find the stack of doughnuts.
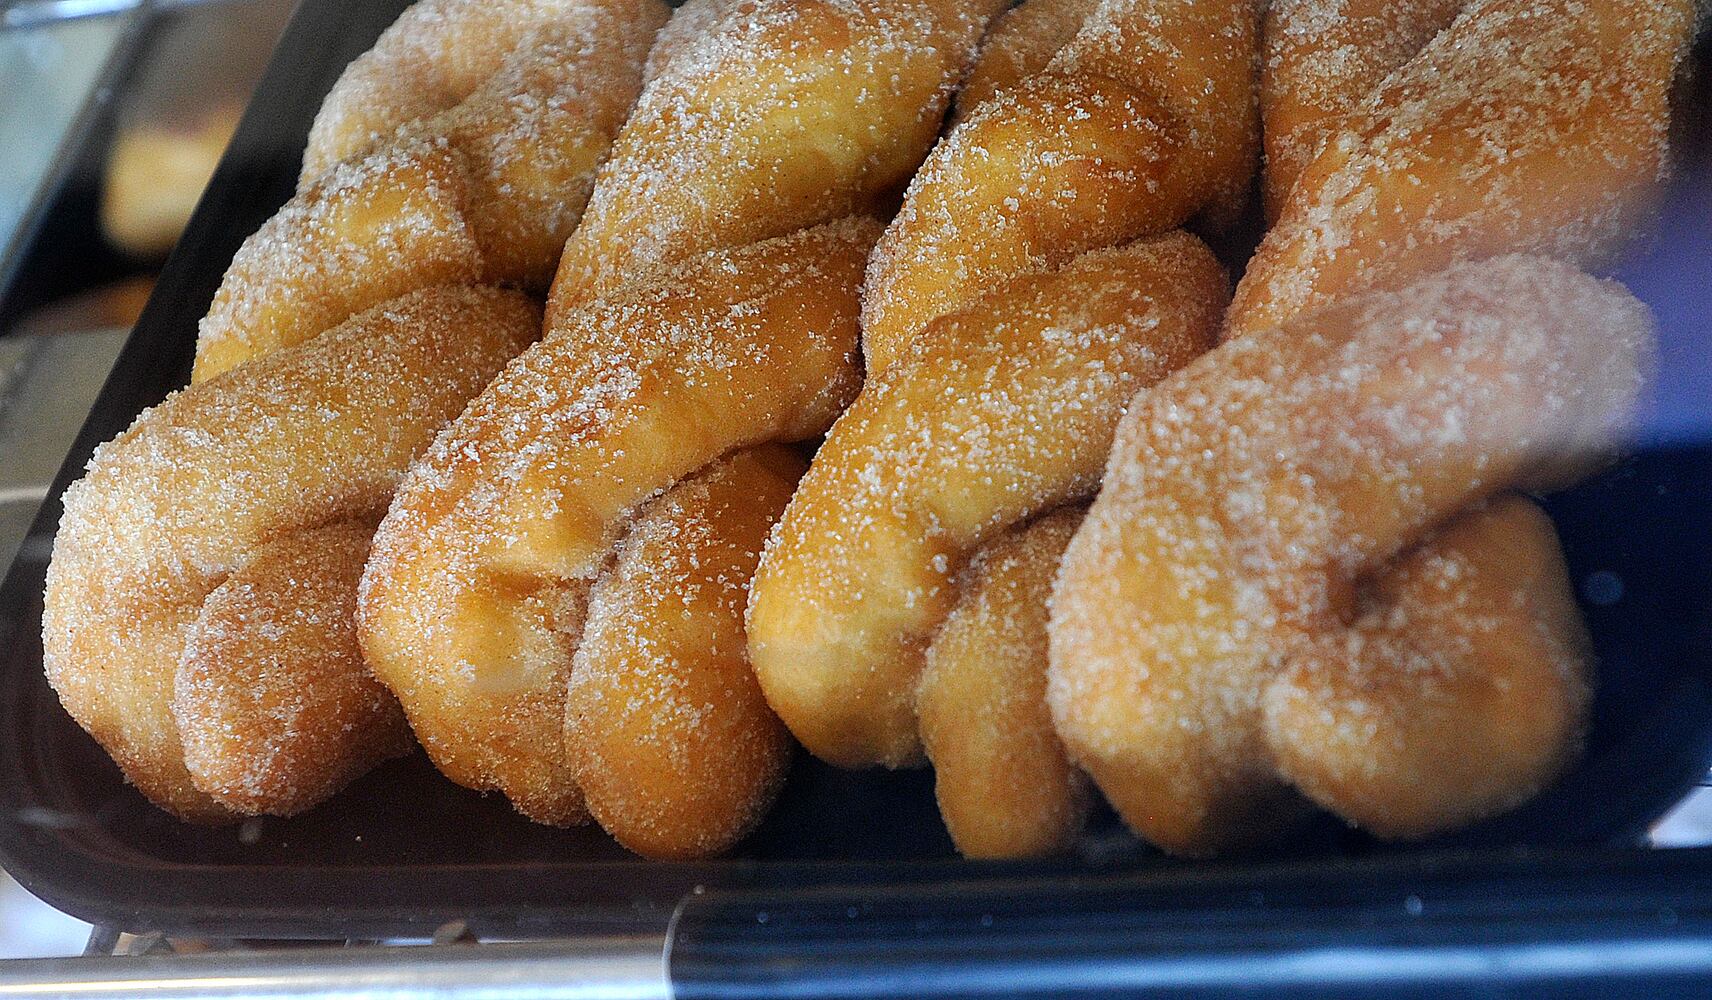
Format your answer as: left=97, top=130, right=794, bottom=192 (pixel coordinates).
left=43, top=0, right=1698, bottom=859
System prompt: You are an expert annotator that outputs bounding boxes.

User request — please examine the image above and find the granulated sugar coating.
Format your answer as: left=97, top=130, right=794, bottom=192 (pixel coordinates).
left=567, top=446, right=801, bottom=859
left=1259, top=0, right=1463, bottom=222
left=301, top=0, right=663, bottom=181
left=174, top=519, right=414, bottom=818
left=550, top=0, right=1008, bottom=310
left=917, top=506, right=1093, bottom=859
left=358, top=218, right=875, bottom=826
left=952, top=0, right=1100, bottom=125
left=1048, top=256, right=1654, bottom=857
left=1263, top=495, right=1594, bottom=841
left=1228, top=0, right=1695, bottom=339
left=861, top=0, right=1258, bottom=365
left=195, top=0, right=663, bottom=382
left=748, top=232, right=1224, bottom=770
left=43, top=286, right=538, bottom=820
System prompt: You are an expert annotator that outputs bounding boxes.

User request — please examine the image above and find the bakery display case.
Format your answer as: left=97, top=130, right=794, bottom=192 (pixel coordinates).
left=0, top=0, right=1710, bottom=995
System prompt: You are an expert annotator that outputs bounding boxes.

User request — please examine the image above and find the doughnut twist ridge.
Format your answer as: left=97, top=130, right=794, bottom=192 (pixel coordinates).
left=1230, top=0, right=1695, bottom=339
left=550, top=0, right=1010, bottom=311
left=749, top=232, right=1225, bottom=769
left=567, top=446, right=805, bottom=859
left=359, top=219, right=876, bottom=827
left=194, top=0, right=666, bottom=382
left=862, top=0, right=1261, bottom=372
left=44, top=286, right=540, bottom=820
left=1049, top=257, right=1653, bottom=855
left=916, top=506, right=1093, bottom=859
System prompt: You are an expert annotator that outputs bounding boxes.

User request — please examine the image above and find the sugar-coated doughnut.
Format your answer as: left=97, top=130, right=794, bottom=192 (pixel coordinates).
left=44, top=286, right=539, bottom=820
left=566, top=446, right=803, bottom=859
left=359, top=219, right=875, bottom=825
left=917, top=507, right=1091, bottom=859
left=1048, top=257, right=1652, bottom=855
left=749, top=232, right=1224, bottom=769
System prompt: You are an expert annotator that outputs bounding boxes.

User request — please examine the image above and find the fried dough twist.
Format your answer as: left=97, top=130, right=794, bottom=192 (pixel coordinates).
left=44, top=287, right=539, bottom=820
left=862, top=0, right=1260, bottom=371
left=359, top=219, right=875, bottom=825
left=194, top=0, right=666, bottom=381
left=1230, top=0, right=1694, bottom=339
left=951, top=0, right=1100, bottom=125
left=567, top=446, right=804, bottom=859
left=550, top=0, right=1009, bottom=310
left=1048, top=257, right=1653, bottom=855
left=749, top=232, right=1224, bottom=769
left=916, top=507, right=1093, bottom=858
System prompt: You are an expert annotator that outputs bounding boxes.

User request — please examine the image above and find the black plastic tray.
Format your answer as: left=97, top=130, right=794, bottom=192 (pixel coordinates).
left=2, top=0, right=1712, bottom=951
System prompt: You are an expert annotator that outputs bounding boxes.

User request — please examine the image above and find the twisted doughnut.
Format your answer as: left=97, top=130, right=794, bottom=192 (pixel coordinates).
left=916, top=507, right=1091, bottom=859
left=359, top=218, right=875, bottom=825
left=549, top=0, right=1008, bottom=311
left=1228, top=0, right=1694, bottom=340
left=194, top=0, right=665, bottom=381
left=861, top=0, right=1259, bottom=371
left=952, top=0, right=1099, bottom=125
left=1048, top=257, right=1653, bottom=855
left=44, top=286, right=539, bottom=820
left=567, top=445, right=804, bottom=859
left=174, top=519, right=413, bottom=817
left=301, top=0, right=643, bottom=181
left=1259, top=0, right=1461, bottom=222
left=1263, top=493, right=1594, bottom=840
left=748, top=231, right=1224, bottom=769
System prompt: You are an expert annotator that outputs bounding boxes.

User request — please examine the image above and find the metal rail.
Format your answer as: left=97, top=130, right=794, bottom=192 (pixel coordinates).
left=0, top=935, right=671, bottom=999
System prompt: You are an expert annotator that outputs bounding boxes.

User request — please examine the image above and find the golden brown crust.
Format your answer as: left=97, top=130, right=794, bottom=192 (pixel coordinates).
left=1259, top=0, right=1462, bottom=223
left=301, top=0, right=654, bottom=182
left=175, top=519, right=415, bottom=816
left=1263, top=495, right=1593, bottom=840
left=359, top=219, right=875, bottom=825
left=195, top=0, right=664, bottom=382
left=44, top=286, right=540, bottom=820
left=549, top=0, right=1008, bottom=312
left=749, top=232, right=1224, bottom=769
left=1048, top=257, right=1652, bottom=855
left=862, top=0, right=1260, bottom=363
left=953, top=0, right=1100, bottom=125
left=917, top=507, right=1091, bottom=859
left=1229, top=0, right=1693, bottom=339
left=567, top=446, right=802, bottom=859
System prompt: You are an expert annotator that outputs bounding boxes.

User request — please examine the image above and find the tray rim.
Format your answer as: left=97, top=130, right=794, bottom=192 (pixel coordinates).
left=3, top=0, right=1712, bottom=943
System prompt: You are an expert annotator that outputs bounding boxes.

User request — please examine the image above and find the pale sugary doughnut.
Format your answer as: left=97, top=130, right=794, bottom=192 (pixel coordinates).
left=195, top=0, right=665, bottom=382
left=1262, top=494, right=1593, bottom=840
left=1228, top=0, right=1694, bottom=339
left=862, top=0, right=1259, bottom=366
left=359, top=219, right=875, bottom=825
left=567, top=446, right=803, bottom=859
left=44, top=286, right=539, bottom=820
left=952, top=0, right=1099, bottom=125
left=749, top=232, right=1224, bottom=769
left=1048, top=257, right=1652, bottom=855
left=550, top=0, right=1009, bottom=311
left=917, top=507, right=1092, bottom=859
left=175, top=519, right=414, bottom=817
